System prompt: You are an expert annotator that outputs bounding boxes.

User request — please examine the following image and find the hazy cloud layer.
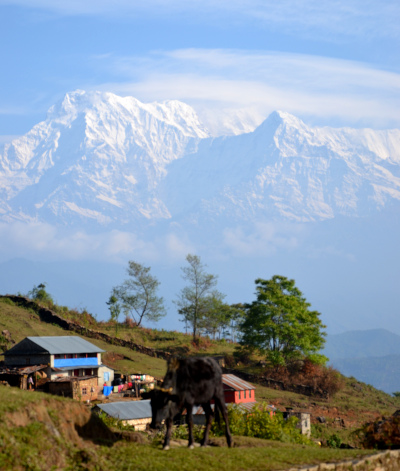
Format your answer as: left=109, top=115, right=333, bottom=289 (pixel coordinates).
left=2, top=0, right=399, bottom=40
left=92, top=49, right=400, bottom=134
left=0, top=221, right=309, bottom=264
left=0, top=222, right=195, bottom=265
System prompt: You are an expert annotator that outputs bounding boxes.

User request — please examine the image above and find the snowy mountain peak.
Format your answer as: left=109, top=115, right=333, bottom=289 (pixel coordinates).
left=1, top=92, right=400, bottom=226
left=46, top=90, right=209, bottom=139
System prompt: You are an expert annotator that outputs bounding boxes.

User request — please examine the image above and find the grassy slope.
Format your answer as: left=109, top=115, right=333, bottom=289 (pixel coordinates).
left=0, top=386, right=374, bottom=471
left=1, top=297, right=400, bottom=448
left=0, top=298, right=167, bottom=378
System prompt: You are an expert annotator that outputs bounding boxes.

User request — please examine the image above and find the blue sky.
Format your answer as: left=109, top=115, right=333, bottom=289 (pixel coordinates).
left=1, top=1, right=400, bottom=333
left=0, top=0, right=399, bottom=140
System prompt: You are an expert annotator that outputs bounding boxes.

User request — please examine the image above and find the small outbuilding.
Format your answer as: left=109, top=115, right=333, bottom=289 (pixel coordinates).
left=222, top=374, right=256, bottom=404
left=94, top=400, right=152, bottom=431
left=283, top=409, right=311, bottom=437
left=48, top=376, right=99, bottom=402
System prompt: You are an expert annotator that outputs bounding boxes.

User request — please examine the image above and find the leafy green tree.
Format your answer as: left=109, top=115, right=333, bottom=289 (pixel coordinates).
left=201, top=295, right=228, bottom=339
left=27, top=283, right=53, bottom=303
left=239, top=275, right=327, bottom=367
left=112, top=261, right=166, bottom=327
left=106, top=291, right=122, bottom=334
left=176, top=254, right=224, bottom=341
left=226, top=303, right=246, bottom=342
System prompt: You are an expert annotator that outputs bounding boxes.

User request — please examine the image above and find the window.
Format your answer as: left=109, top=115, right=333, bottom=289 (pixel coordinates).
left=25, top=358, right=30, bottom=365
left=81, top=387, right=87, bottom=395
left=239, top=391, right=241, bottom=399
left=244, top=390, right=246, bottom=399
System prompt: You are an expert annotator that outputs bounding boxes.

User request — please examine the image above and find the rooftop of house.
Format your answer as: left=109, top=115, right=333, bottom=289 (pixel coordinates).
left=5, top=336, right=105, bottom=356
left=222, top=374, right=255, bottom=391
left=95, top=400, right=151, bottom=420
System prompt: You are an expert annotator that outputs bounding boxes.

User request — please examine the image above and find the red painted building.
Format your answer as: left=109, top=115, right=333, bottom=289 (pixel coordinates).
left=222, top=374, right=256, bottom=404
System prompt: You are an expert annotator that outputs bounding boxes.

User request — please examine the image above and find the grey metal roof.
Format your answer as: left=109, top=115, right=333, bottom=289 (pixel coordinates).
left=26, top=336, right=105, bottom=354
left=222, top=374, right=255, bottom=391
left=96, top=400, right=152, bottom=420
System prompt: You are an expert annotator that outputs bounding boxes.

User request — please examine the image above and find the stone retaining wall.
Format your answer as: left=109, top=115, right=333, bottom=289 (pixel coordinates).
left=286, top=450, right=400, bottom=471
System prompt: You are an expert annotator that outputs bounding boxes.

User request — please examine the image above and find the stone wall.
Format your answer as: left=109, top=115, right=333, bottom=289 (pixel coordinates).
left=286, top=450, right=400, bottom=471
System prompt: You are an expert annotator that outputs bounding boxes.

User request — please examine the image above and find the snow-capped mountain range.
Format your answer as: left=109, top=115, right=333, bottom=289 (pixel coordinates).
left=1, top=90, right=400, bottom=227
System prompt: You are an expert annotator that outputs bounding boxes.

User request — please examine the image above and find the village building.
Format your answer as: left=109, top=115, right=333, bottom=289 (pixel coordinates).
left=94, top=400, right=152, bottom=431
left=48, top=376, right=100, bottom=401
left=283, top=409, right=311, bottom=437
left=222, top=374, right=256, bottom=404
left=2, top=336, right=114, bottom=394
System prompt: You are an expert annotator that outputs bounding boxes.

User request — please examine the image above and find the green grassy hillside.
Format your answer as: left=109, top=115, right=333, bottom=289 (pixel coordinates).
left=0, top=385, right=375, bottom=471
left=1, top=295, right=400, bottom=450
left=0, top=297, right=167, bottom=378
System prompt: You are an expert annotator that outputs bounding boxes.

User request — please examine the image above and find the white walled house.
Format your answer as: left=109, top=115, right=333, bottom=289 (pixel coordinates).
left=4, top=336, right=114, bottom=385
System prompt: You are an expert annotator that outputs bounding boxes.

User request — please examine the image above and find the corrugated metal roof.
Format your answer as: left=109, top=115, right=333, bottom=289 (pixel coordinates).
left=96, top=400, right=152, bottom=420
left=0, top=364, right=47, bottom=375
left=222, top=374, right=255, bottom=391
left=26, top=336, right=105, bottom=354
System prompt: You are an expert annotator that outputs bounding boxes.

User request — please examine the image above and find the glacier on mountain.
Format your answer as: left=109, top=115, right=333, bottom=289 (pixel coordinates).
left=0, top=90, right=400, bottom=227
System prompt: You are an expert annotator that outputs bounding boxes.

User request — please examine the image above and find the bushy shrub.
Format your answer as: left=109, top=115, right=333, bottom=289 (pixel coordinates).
left=224, top=354, right=236, bottom=368
left=262, top=359, right=344, bottom=397
left=212, top=403, right=312, bottom=445
left=326, top=433, right=342, bottom=448
left=233, top=347, right=252, bottom=365
left=27, top=283, right=53, bottom=304
left=124, top=316, right=138, bottom=328
left=192, top=336, right=213, bottom=350
left=357, top=413, right=400, bottom=449
left=0, top=297, right=15, bottom=306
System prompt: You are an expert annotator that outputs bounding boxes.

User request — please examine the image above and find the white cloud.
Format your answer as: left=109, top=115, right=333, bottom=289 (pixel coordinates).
left=0, top=135, right=20, bottom=145
left=91, top=49, right=400, bottom=134
left=1, top=0, right=398, bottom=41
left=222, top=222, right=306, bottom=257
left=0, top=222, right=196, bottom=264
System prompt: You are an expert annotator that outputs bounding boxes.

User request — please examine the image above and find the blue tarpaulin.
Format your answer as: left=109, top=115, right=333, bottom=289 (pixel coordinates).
left=103, top=386, right=113, bottom=396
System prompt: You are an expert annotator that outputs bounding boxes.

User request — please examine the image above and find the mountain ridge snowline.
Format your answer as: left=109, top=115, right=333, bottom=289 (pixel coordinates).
left=1, top=90, right=400, bottom=227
